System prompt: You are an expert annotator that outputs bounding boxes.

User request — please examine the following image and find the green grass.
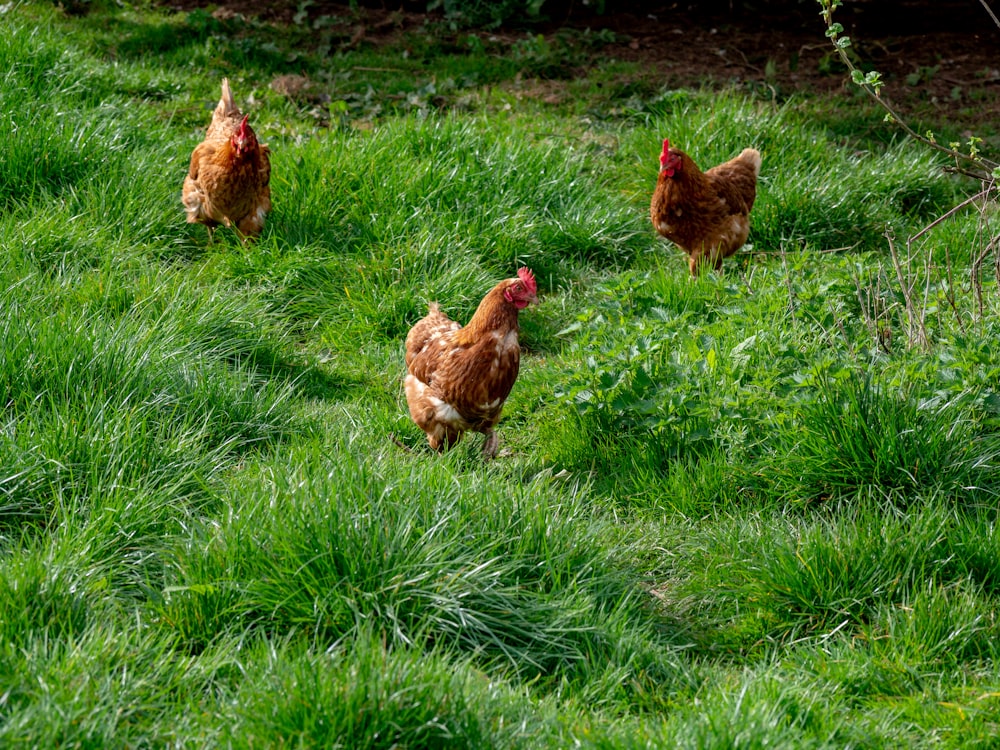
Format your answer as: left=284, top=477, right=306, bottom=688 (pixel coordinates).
left=3, top=1, right=1000, bottom=746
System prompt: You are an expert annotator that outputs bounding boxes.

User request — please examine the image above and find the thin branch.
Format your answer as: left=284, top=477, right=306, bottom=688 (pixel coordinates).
left=944, top=165, right=997, bottom=181
left=818, top=0, right=997, bottom=177
left=972, top=232, right=1000, bottom=272
left=908, top=187, right=993, bottom=244
left=978, top=0, right=1000, bottom=30
left=941, top=238, right=966, bottom=334
left=917, top=234, right=933, bottom=345
left=886, top=228, right=929, bottom=349
left=850, top=265, right=879, bottom=346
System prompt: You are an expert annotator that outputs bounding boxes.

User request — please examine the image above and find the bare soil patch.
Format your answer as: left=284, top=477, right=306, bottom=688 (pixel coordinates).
left=156, top=0, right=1000, bottom=132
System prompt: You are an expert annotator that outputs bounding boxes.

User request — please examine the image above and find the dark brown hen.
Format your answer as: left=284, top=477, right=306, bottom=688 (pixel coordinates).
left=650, top=139, right=761, bottom=275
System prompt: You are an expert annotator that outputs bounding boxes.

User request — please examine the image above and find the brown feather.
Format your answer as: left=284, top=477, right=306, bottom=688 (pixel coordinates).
left=404, top=274, right=536, bottom=458
left=650, top=145, right=761, bottom=275
left=181, top=79, right=271, bottom=241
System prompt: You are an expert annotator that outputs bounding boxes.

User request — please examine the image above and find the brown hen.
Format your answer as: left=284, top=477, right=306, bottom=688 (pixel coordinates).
left=404, top=269, right=538, bottom=459
left=650, top=139, right=761, bottom=275
left=181, top=78, right=271, bottom=242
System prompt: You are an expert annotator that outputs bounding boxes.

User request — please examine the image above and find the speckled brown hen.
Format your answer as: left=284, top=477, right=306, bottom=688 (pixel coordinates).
left=650, top=139, right=761, bottom=275
left=181, top=78, right=271, bottom=242
left=404, top=269, right=538, bottom=459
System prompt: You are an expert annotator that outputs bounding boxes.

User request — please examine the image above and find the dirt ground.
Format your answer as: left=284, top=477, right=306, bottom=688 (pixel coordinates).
left=156, top=0, right=1000, bottom=132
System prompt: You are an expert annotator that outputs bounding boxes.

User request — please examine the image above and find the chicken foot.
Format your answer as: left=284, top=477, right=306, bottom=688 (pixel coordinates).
left=481, top=430, right=499, bottom=459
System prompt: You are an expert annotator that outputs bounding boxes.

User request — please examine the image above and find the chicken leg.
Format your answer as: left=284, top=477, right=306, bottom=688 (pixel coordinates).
left=481, top=430, right=499, bottom=460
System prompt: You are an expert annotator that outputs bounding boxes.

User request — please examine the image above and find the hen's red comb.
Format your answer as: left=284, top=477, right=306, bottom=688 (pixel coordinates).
left=659, top=138, right=670, bottom=166
left=517, top=267, right=537, bottom=294
left=237, top=114, right=250, bottom=135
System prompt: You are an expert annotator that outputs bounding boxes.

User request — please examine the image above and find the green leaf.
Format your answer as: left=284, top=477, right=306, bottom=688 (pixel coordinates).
left=633, top=366, right=654, bottom=391
left=598, top=370, right=626, bottom=390
left=730, top=335, right=758, bottom=367
left=556, top=321, right=584, bottom=337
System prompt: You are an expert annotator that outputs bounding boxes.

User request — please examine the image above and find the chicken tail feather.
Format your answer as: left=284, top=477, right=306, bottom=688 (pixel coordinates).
left=218, top=78, right=239, bottom=118
left=738, top=148, right=762, bottom=177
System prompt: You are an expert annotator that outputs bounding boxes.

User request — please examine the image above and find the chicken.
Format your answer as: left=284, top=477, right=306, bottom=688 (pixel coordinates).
left=650, top=139, right=761, bottom=275
left=181, top=78, right=271, bottom=242
left=404, top=268, right=538, bottom=458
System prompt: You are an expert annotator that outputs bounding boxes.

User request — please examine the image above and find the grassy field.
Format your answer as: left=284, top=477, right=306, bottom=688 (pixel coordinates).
left=4, top=1, right=1000, bottom=746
